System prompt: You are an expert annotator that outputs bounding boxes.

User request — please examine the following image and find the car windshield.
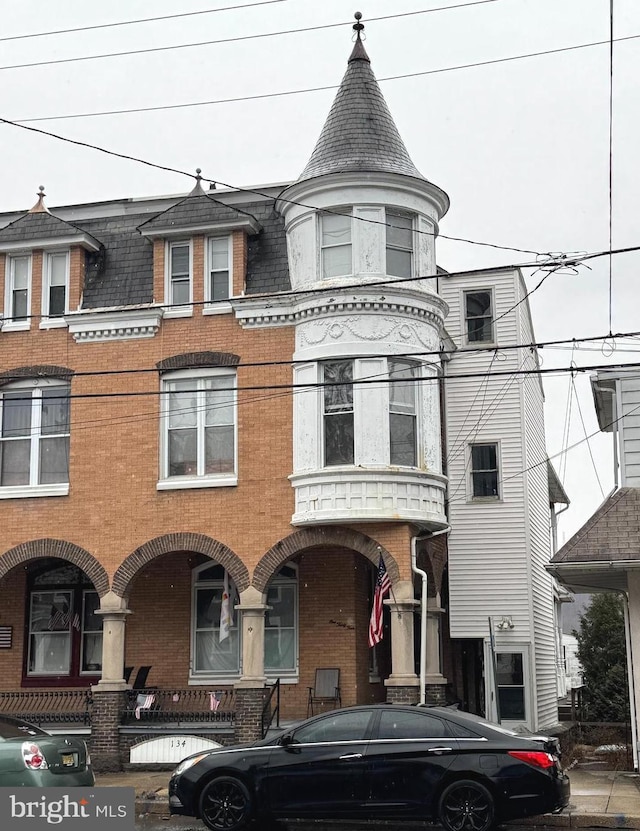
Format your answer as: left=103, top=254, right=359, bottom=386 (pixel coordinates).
left=0, top=718, right=47, bottom=740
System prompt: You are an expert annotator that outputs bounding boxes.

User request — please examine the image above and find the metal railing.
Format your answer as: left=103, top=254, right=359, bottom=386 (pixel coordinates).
left=121, top=687, right=236, bottom=725
left=0, top=689, right=92, bottom=725
left=261, top=679, right=281, bottom=738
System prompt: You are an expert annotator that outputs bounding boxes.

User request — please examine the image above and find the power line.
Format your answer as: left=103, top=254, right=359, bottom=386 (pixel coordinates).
left=0, top=2, right=502, bottom=73
left=608, top=0, right=615, bottom=335
left=0, top=1, right=289, bottom=44
left=12, top=32, right=640, bottom=124
left=0, top=115, right=543, bottom=258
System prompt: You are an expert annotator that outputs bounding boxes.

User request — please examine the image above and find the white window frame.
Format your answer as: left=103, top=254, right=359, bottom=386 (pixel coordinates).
left=319, top=210, right=353, bottom=280
left=264, top=564, right=299, bottom=681
left=190, top=563, right=241, bottom=683
left=157, top=367, right=237, bottom=490
left=322, top=359, right=355, bottom=467
left=0, top=378, right=70, bottom=499
left=80, top=589, right=103, bottom=675
left=385, top=210, right=415, bottom=280
left=164, top=239, right=193, bottom=318
left=40, top=250, right=70, bottom=328
left=463, top=288, right=495, bottom=346
left=3, top=253, right=32, bottom=332
left=485, top=643, right=532, bottom=729
left=468, top=441, right=501, bottom=501
left=388, top=358, right=419, bottom=467
left=203, top=235, right=233, bottom=315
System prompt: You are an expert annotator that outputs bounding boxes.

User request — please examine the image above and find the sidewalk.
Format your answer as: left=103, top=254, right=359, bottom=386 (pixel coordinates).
left=95, top=766, right=640, bottom=828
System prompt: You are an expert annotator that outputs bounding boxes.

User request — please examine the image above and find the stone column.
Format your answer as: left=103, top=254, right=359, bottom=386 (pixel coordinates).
left=384, top=579, right=419, bottom=704
left=91, top=592, right=131, bottom=771
left=425, top=598, right=447, bottom=705
left=234, top=587, right=269, bottom=744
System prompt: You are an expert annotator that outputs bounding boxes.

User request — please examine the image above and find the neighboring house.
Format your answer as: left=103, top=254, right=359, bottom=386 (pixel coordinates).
left=0, top=20, right=562, bottom=769
left=549, top=368, right=640, bottom=771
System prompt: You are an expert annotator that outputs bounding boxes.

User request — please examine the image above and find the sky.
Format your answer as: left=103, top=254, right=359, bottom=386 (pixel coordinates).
left=1, top=0, right=638, bottom=543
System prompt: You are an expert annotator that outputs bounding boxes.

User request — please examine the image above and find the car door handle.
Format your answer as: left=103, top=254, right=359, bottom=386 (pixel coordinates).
left=426, top=747, right=453, bottom=754
left=339, top=753, right=363, bottom=760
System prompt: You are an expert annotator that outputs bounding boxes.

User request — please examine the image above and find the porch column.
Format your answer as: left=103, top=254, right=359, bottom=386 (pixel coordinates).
left=384, top=579, right=420, bottom=704
left=627, top=572, right=640, bottom=769
left=91, top=592, right=131, bottom=772
left=425, top=598, right=448, bottom=705
left=234, top=587, right=269, bottom=744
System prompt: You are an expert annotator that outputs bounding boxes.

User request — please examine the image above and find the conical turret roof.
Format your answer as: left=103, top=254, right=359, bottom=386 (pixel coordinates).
left=298, top=16, right=425, bottom=182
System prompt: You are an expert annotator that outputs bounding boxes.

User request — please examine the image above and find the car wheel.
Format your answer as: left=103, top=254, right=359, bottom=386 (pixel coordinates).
left=199, top=775, right=253, bottom=831
left=438, top=779, right=495, bottom=831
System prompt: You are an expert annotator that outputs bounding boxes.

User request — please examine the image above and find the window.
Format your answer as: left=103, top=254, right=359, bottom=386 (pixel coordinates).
left=470, top=443, right=499, bottom=498
left=167, top=241, right=191, bottom=307
left=377, top=710, right=448, bottom=740
left=6, top=254, right=31, bottom=324
left=465, top=290, right=494, bottom=343
left=43, top=251, right=69, bottom=318
left=192, top=564, right=240, bottom=678
left=292, top=710, right=372, bottom=744
left=386, top=212, right=413, bottom=278
left=191, top=563, right=298, bottom=680
left=265, top=565, right=298, bottom=675
left=207, top=237, right=231, bottom=303
left=496, top=652, right=526, bottom=720
left=26, top=560, right=102, bottom=682
left=0, top=381, right=70, bottom=492
left=321, top=212, right=352, bottom=279
left=389, top=360, right=417, bottom=466
left=160, top=370, right=236, bottom=486
left=323, top=360, right=354, bottom=466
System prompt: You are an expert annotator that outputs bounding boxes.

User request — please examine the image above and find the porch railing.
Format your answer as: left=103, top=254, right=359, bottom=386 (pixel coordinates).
left=0, top=690, right=92, bottom=726
left=121, top=687, right=236, bottom=725
left=261, top=679, right=281, bottom=738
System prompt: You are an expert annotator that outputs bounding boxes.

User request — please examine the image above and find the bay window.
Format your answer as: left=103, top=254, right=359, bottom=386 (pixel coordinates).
left=321, top=212, right=352, bottom=279
left=0, top=380, right=70, bottom=493
left=386, top=212, right=414, bottom=278
left=389, top=360, right=418, bottom=466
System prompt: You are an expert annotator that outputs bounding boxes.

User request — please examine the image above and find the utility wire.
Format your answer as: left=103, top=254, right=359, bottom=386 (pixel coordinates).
left=12, top=32, right=640, bottom=124
left=0, top=1, right=289, bottom=43
left=608, top=0, right=615, bottom=335
left=0, top=115, right=543, bottom=257
left=571, top=373, right=605, bottom=499
left=0, top=2, right=502, bottom=73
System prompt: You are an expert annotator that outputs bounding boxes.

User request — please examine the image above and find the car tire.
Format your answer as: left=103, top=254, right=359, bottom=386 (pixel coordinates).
left=198, top=775, right=253, bottom=831
left=438, top=779, right=495, bottom=831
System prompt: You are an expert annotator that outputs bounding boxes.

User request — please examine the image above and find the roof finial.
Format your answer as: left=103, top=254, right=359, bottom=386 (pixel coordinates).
left=29, top=185, right=49, bottom=214
left=349, top=11, right=370, bottom=63
left=189, top=167, right=206, bottom=196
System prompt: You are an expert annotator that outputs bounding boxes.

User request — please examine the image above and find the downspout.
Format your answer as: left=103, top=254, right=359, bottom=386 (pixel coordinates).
left=622, top=593, right=639, bottom=771
left=412, top=526, right=451, bottom=705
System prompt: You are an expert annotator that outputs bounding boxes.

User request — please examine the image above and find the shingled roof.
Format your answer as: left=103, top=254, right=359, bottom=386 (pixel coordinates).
left=297, top=23, right=425, bottom=183
left=0, top=209, right=101, bottom=250
left=138, top=191, right=261, bottom=237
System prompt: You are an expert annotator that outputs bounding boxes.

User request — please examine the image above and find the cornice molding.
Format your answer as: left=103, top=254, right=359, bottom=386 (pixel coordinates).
left=65, top=307, right=163, bottom=342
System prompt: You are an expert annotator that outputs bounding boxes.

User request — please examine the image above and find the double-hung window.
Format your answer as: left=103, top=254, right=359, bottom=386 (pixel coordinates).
left=386, top=212, right=414, bottom=279
left=160, top=370, right=236, bottom=487
left=470, top=442, right=499, bottom=498
left=0, top=381, right=70, bottom=494
left=464, top=290, right=494, bottom=343
left=323, top=360, right=354, bottom=466
left=321, top=212, right=352, bottom=279
left=167, top=241, right=191, bottom=309
left=496, top=652, right=526, bottom=721
left=389, top=359, right=418, bottom=466
left=43, top=251, right=69, bottom=319
left=207, top=237, right=231, bottom=304
left=265, top=565, right=298, bottom=676
left=6, top=254, right=31, bottom=325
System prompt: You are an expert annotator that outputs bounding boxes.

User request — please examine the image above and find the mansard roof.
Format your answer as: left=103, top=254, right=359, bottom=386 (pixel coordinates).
left=297, top=25, right=425, bottom=183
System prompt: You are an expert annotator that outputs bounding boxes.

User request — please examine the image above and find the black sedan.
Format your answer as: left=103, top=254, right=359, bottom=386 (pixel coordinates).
left=169, top=704, right=570, bottom=831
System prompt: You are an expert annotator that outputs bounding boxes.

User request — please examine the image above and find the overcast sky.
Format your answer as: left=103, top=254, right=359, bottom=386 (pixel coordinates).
left=2, top=0, right=638, bottom=543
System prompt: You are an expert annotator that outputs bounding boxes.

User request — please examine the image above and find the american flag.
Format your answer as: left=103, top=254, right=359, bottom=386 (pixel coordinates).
left=134, top=694, right=155, bottom=720
left=209, top=692, right=221, bottom=712
left=368, top=556, right=391, bottom=647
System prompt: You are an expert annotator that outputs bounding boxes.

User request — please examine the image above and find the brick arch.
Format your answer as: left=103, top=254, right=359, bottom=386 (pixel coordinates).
left=0, top=365, right=74, bottom=388
left=112, top=533, right=249, bottom=598
left=0, top=539, right=109, bottom=596
left=253, top=527, right=400, bottom=593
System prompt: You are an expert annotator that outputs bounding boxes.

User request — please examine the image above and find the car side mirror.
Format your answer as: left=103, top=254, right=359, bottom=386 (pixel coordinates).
left=280, top=733, right=295, bottom=746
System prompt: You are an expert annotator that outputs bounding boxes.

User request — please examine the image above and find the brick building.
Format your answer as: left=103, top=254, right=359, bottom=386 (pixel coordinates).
left=0, top=21, right=562, bottom=769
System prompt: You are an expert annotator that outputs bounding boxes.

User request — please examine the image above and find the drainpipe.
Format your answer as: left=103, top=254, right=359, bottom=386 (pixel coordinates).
left=411, top=526, right=451, bottom=705
left=622, top=593, right=639, bottom=771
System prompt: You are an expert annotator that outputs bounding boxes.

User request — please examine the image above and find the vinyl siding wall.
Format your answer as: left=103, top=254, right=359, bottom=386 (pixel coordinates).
left=619, top=376, right=640, bottom=486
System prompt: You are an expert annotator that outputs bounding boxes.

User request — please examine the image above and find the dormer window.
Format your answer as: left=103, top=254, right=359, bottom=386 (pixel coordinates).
left=321, top=212, right=352, bottom=279
left=43, top=251, right=69, bottom=319
left=386, top=212, right=413, bottom=279
left=167, top=241, right=191, bottom=310
left=6, top=254, right=31, bottom=325
left=206, top=236, right=231, bottom=304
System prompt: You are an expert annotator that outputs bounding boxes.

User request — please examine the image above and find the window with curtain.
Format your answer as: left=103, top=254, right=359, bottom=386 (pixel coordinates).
left=323, top=360, right=354, bottom=466
left=320, top=212, right=352, bottom=279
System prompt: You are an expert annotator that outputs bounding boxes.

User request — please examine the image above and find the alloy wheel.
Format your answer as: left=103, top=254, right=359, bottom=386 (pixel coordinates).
left=199, top=776, right=252, bottom=831
left=439, top=779, right=495, bottom=831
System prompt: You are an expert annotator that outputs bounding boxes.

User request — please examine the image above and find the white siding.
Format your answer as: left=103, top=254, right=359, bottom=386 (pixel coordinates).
left=619, top=378, right=640, bottom=486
